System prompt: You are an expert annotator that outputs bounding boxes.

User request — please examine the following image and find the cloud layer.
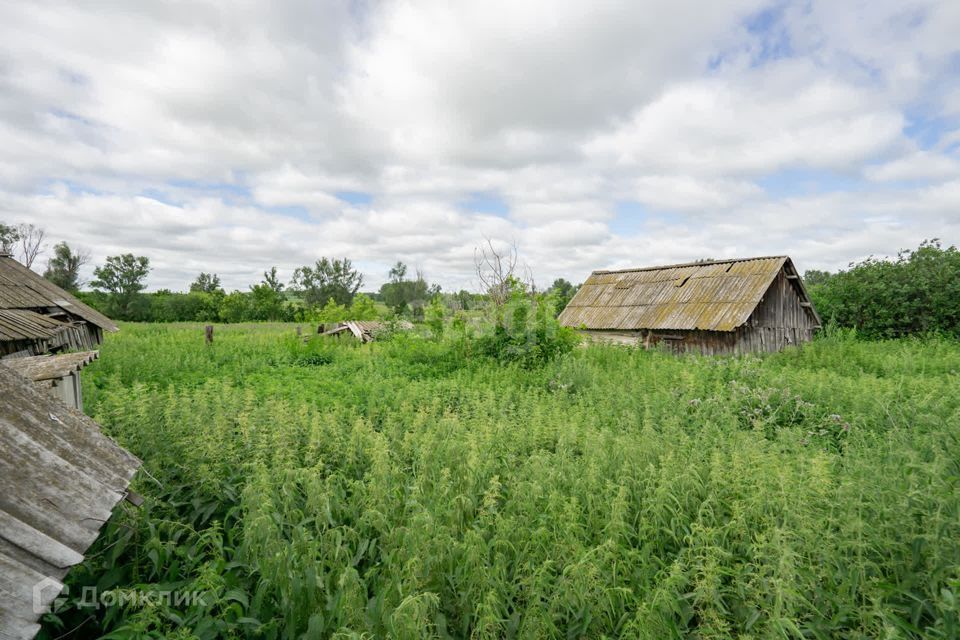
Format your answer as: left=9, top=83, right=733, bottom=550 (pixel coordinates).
left=2, top=0, right=959, bottom=290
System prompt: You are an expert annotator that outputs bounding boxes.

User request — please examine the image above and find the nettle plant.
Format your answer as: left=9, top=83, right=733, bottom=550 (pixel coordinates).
left=42, top=322, right=960, bottom=639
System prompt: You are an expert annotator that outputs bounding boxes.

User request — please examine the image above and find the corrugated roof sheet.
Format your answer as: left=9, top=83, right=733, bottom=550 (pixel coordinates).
left=3, top=351, right=99, bottom=382
left=0, top=310, right=72, bottom=342
left=0, top=256, right=118, bottom=332
left=0, top=363, right=139, bottom=639
left=559, top=256, right=808, bottom=332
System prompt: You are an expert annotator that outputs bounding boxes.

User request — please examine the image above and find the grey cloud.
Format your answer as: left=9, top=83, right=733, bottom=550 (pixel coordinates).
left=1, top=0, right=958, bottom=293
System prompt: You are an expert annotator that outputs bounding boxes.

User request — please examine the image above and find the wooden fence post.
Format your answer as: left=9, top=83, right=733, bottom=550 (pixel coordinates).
left=296, top=325, right=302, bottom=337
left=205, top=325, right=214, bottom=345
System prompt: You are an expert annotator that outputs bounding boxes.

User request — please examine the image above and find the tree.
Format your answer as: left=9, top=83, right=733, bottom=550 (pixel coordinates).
left=17, top=224, right=45, bottom=268
left=219, top=291, right=251, bottom=323
left=349, top=293, right=379, bottom=320
left=190, top=272, right=223, bottom=294
left=315, top=297, right=350, bottom=323
left=474, top=238, right=519, bottom=309
left=91, top=254, right=151, bottom=320
left=290, top=258, right=363, bottom=307
left=454, top=289, right=474, bottom=311
left=388, top=261, right=407, bottom=283
left=803, top=269, right=832, bottom=287
left=0, top=223, right=20, bottom=254
left=248, top=269, right=289, bottom=321
left=43, top=241, right=91, bottom=292
left=548, top=278, right=578, bottom=316
left=262, top=266, right=284, bottom=294
left=379, top=262, right=438, bottom=315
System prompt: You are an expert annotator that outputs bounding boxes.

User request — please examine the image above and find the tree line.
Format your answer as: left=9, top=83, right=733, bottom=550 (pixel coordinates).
left=78, top=256, right=391, bottom=323
left=74, top=254, right=570, bottom=324
left=805, top=239, right=960, bottom=338
left=68, top=252, right=537, bottom=323
left=17, top=220, right=956, bottom=339
left=0, top=220, right=571, bottom=324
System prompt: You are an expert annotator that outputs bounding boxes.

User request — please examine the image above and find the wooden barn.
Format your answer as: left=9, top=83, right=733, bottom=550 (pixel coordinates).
left=0, top=363, right=140, bottom=639
left=559, top=256, right=821, bottom=355
left=0, top=252, right=117, bottom=358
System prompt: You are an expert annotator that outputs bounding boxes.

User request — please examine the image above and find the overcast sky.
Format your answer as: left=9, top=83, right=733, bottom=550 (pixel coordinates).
left=2, top=1, right=959, bottom=291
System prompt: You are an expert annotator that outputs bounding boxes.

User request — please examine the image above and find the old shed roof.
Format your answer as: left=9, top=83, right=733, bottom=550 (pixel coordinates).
left=0, top=363, right=140, bottom=639
left=0, top=255, right=118, bottom=332
left=3, top=351, right=99, bottom=382
left=559, top=256, right=815, bottom=332
left=0, top=310, right=73, bottom=343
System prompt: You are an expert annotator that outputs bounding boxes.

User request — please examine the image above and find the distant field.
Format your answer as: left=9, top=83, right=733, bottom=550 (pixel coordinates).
left=44, top=323, right=960, bottom=639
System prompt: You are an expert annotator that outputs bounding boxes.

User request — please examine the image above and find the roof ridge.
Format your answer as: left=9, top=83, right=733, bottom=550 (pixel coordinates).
left=594, top=255, right=789, bottom=274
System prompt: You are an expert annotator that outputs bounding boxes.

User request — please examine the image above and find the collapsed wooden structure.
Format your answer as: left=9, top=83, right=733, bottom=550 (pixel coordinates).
left=0, top=363, right=140, bottom=639
left=559, top=256, right=821, bottom=355
left=0, top=253, right=117, bottom=358
left=319, top=320, right=413, bottom=343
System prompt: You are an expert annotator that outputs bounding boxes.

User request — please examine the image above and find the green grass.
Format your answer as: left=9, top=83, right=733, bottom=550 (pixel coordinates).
left=41, top=324, right=960, bottom=639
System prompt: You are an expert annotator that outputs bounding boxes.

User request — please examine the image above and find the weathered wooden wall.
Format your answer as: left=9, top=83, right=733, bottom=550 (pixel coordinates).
left=737, top=270, right=818, bottom=353
left=0, top=322, right=100, bottom=359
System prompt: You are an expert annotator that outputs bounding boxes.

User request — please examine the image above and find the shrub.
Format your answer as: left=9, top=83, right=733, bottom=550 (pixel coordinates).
left=473, top=283, right=578, bottom=366
left=810, top=239, right=960, bottom=338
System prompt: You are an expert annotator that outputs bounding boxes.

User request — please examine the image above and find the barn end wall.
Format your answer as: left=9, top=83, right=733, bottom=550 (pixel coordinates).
left=737, top=270, right=819, bottom=353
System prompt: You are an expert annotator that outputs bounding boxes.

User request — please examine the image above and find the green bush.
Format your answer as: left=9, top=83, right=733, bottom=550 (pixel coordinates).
left=473, top=281, right=579, bottom=367
left=810, top=240, right=960, bottom=338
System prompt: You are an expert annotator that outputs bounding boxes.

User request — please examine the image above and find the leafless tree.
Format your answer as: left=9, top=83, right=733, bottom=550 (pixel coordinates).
left=474, top=237, right=519, bottom=308
left=18, top=223, right=46, bottom=268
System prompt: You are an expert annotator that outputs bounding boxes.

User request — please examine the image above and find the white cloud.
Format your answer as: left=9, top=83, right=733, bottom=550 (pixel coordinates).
left=1, top=0, right=959, bottom=292
left=631, top=176, right=762, bottom=211
left=864, top=151, right=960, bottom=182
left=584, top=66, right=904, bottom=176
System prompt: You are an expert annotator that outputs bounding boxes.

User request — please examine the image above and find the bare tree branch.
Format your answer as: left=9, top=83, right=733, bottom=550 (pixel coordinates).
left=474, top=237, right=519, bottom=308
left=18, top=223, right=46, bottom=268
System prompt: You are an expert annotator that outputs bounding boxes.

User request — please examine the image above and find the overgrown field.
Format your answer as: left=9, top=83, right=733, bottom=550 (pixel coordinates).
left=44, top=324, right=960, bottom=639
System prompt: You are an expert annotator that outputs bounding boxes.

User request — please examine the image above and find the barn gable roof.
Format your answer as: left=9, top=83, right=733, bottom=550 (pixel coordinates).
left=0, top=255, right=118, bottom=332
left=559, top=256, right=819, bottom=332
left=0, top=363, right=139, bottom=639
